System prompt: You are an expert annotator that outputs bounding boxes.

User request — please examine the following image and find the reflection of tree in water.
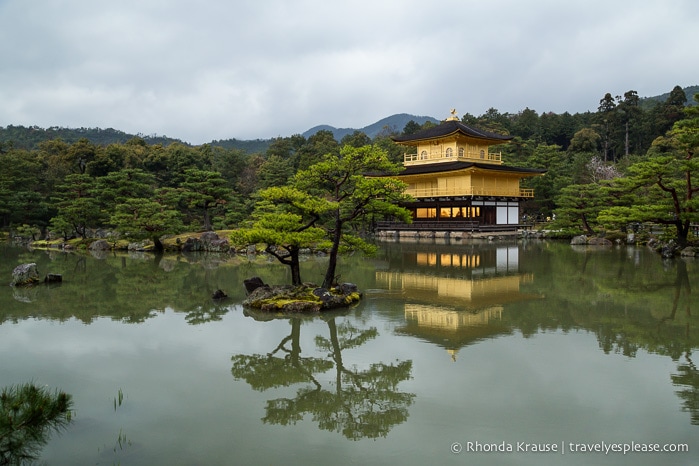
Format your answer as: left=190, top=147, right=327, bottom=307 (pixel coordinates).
left=546, top=255, right=699, bottom=427
left=596, top=260, right=699, bottom=426
left=231, top=318, right=334, bottom=391
left=571, top=259, right=699, bottom=426
left=672, top=353, right=699, bottom=425
left=666, top=261, right=699, bottom=425
left=231, top=315, right=414, bottom=440
left=184, top=302, right=230, bottom=325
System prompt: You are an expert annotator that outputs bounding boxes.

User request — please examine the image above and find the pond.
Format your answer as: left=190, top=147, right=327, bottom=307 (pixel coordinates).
left=0, top=239, right=697, bottom=465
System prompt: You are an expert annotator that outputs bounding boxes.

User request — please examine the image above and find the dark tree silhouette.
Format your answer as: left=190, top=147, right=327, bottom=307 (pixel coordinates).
left=231, top=315, right=414, bottom=439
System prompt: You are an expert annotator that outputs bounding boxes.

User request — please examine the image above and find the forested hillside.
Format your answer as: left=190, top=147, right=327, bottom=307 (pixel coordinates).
left=0, top=125, right=185, bottom=151
left=0, top=84, right=697, bottom=244
left=302, top=113, right=439, bottom=140
left=2, top=85, right=694, bottom=153
left=640, top=85, right=699, bottom=109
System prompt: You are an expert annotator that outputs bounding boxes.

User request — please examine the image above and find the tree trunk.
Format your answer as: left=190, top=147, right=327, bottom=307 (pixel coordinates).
left=203, top=204, right=212, bottom=231
left=266, top=245, right=304, bottom=286
left=322, top=215, right=343, bottom=289
left=676, top=220, right=689, bottom=247
left=581, top=214, right=595, bottom=235
left=289, top=248, right=302, bottom=286
left=152, top=235, right=164, bottom=253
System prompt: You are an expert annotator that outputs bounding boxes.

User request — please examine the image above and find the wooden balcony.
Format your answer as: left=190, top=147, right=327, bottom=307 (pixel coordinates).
left=404, top=151, right=502, bottom=165
left=405, top=187, right=535, bottom=198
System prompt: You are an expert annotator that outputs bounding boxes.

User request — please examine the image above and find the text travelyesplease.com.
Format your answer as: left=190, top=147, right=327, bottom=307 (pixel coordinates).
left=450, top=441, right=689, bottom=455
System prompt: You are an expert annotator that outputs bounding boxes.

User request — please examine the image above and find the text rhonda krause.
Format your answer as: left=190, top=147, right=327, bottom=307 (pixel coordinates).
left=460, top=441, right=689, bottom=454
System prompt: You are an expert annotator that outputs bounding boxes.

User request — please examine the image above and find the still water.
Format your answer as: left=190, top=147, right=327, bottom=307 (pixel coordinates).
left=0, top=239, right=697, bottom=465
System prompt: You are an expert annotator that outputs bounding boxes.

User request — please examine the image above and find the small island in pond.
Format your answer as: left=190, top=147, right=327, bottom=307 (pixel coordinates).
left=242, top=277, right=361, bottom=313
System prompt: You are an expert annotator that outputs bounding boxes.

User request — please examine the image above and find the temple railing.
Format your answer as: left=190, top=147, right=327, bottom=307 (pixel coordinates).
left=404, top=187, right=534, bottom=198
left=404, top=152, right=502, bottom=165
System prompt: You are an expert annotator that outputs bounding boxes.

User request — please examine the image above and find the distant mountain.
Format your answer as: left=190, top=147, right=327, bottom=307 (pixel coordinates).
left=208, top=137, right=272, bottom=154
left=640, top=85, right=698, bottom=109
left=3, top=86, right=697, bottom=153
left=0, top=125, right=186, bottom=151
left=302, top=113, right=440, bottom=140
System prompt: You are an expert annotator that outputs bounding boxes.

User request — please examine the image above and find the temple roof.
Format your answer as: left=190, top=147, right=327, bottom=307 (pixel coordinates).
left=392, top=120, right=514, bottom=144
left=395, top=160, right=546, bottom=176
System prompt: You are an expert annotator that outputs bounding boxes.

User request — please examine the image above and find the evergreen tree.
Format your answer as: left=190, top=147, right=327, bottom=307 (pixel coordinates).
left=110, top=191, right=184, bottom=252
left=230, top=186, right=330, bottom=285
left=0, top=383, right=73, bottom=465
left=598, top=95, right=699, bottom=245
left=293, top=145, right=412, bottom=288
left=179, top=168, right=231, bottom=231
left=597, top=93, right=617, bottom=161
left=50, top=173, right=103, bottom=239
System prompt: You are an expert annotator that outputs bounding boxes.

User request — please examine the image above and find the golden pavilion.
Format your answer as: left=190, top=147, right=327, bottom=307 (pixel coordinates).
left=379, top=111, right=545, bottom=233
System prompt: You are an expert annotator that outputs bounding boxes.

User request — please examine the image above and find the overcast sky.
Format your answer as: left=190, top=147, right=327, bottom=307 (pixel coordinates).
left=1, top=0, right=697, bottom=144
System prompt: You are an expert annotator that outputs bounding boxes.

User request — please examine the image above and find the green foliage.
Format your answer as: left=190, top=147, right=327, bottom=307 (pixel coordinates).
left=97, top=168, right=157, bottom=209
left=401, top=120, right=423, bottom=135
left=522, top=144, right=570, bottom=216
left=295, top=129, right=340, bottom=171
left=0, top=125, right=184, bottom=150
left=50, top=173, right=103, bottom=239
left=179, top=168, right=231, bottom=231
left=340, top=130, right=372, bottom=148
left=0, top=383, right=73, bottom=464
left=12, top=224, right=41, bottom=241
left=0, top=149, right=51, bottom=230
left=569, top=127, right=601, bottom=153
left=2, top=85, right=697, bottom=243
left=597, top=98, right=699, bottom=244
left=231, top=186, right=331, bottom=285
left=554, top=183, right=612, bottom=234
left=256, top=154, right=294, bottom=189
left=110, top=195, right=184, bottom=250
left=293, top=144, right=412, bottom=287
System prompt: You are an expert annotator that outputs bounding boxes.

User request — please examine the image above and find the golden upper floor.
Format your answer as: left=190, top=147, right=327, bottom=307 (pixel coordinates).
left=392, top=117, right=512, bottom=168
left=403, top=142, right=502, bottom=166
left=385, top=115, right=545, bottom=199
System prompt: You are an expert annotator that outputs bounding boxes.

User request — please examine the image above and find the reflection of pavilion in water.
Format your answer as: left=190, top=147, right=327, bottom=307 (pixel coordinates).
left=376, top=242, right=542, bottom=360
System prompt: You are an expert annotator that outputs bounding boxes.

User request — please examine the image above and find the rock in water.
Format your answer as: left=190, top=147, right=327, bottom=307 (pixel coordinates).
left=570, top=235, right=587, bottom=245
left=244, top=277, right=267, bottom=294
left=44, top=273, right=63, bottom=284
left=11, top=263, right=40, bottom=287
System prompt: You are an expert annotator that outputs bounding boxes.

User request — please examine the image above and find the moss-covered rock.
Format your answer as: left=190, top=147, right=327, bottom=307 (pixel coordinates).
left=243, top=281, right=361, bottom=313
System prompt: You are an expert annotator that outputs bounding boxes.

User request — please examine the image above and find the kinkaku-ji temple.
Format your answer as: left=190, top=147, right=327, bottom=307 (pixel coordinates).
left=376, top=110, right=546, bottom=236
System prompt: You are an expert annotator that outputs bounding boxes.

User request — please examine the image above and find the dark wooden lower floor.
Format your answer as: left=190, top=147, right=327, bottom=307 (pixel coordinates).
left=375, top=220, right=532, bottom=233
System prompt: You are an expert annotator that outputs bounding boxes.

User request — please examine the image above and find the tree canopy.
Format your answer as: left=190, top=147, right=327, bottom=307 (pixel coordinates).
left=596, top=94, right=699, bottom=245
left=1, top=84, right=697, bottom=248
left=232, top=144, right=412, bottom=288
left=230, top=186, right=332, bottom=285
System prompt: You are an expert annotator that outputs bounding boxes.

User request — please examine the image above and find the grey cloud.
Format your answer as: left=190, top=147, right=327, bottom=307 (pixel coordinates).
left=0, top=0, right=697, bottom=144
